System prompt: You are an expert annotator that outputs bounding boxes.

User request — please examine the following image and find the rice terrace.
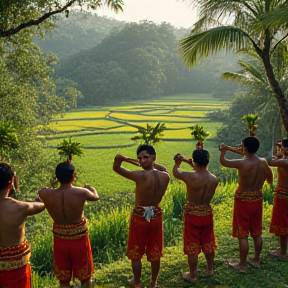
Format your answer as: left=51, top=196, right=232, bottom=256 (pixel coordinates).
left=24, top=94, right=288, bottom=288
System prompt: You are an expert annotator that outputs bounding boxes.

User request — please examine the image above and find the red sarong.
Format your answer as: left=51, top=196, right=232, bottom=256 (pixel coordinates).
left=127, top=207, right=163, bottom=262
left=53, top=219, right=94, bottom=282
left=183, top=204, right=216, bottom=255
left=0, top=240, right=31, bottom=288
left=270, top=187, right=288, bottom=236
left=232, top=190, right=263, bottom=238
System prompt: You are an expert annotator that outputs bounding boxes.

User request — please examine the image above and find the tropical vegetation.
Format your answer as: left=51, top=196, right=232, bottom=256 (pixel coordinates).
left=181, top=0, right=288, bottom=135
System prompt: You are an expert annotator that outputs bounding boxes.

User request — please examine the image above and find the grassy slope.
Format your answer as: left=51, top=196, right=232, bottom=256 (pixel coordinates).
left=35, top=94, right=288, bottom=287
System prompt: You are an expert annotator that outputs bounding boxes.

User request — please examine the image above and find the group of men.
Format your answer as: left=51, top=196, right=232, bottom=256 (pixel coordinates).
left=0, top=137, right=287, bottom=288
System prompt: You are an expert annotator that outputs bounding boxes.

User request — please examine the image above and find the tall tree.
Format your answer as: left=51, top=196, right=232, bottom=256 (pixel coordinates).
left=0, top=0, right=123, bottom=38
left=180, top=0, right=288, bottom=135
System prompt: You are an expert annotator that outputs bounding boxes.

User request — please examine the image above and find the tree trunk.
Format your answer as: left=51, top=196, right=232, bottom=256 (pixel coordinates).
left=262, top=53, right=288, bottom=136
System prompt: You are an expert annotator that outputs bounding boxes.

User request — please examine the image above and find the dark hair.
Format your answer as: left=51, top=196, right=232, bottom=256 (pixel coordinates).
left=192, top=149, right=209, bottom=167
left=55, top=162, right=75, bottom=184
left=242, top=137, right=260, bottom=154
left=136, top=144, right=156, bottom=156
left=0, top=163, right=14, bottom=189
left=282, top=138, right=288, bottom=148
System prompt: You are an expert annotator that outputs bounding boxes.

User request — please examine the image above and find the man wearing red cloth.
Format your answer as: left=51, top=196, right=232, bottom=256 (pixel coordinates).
left=219, top=137, right=273, bottom=272
left=113, top=144, right=170, bottom=288
left=38, top=162, right=99, bottom=288
left=0, top=163, right=45, bottom=288
left=173, top=149, right=219, bottom=284
left=267, top=138, right=288, bottom=258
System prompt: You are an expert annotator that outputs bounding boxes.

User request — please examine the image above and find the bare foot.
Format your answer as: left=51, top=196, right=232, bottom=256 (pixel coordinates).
left=227, top=262, right=248, bottom=273
left=248, top=258, right=260, bottom=268
left=128, top=278, right=143, bottom=288
left=182, top=273, right=198, bottom=284
left=269, top=250, right=287, bottom=259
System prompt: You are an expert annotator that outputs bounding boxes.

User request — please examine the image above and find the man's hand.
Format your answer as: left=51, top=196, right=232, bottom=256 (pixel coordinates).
left=114, top=154, right=125, bottom=163
left=219, top=144, right=227, bottom=152
left=173, top=153, right=183, bottom=166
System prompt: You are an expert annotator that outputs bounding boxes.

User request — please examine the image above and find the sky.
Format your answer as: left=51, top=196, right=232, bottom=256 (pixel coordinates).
left=97, top=0, right=198, bottom=29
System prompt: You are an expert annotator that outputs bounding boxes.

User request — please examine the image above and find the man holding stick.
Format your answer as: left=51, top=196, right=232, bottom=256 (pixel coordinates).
left=0, top=163, right=45, bottom=288
left=173, top=150, right=219, bottom=284
left=267, top=138, right=288, bottom=258
left=113, top=144, right=170, bottom=288
left=38, top=161, right=99, bottom=288
left=219, top=137, right=273, bottom=272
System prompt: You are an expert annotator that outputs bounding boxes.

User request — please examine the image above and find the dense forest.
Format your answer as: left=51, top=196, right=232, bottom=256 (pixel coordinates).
left=36, top=12, right=240, bottom=105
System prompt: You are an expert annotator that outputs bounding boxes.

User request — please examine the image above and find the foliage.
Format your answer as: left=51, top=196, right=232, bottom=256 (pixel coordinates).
left=0, top=120, right=19, bottom=161
left=131, top=123, right=166, bottom=145
left=242, top=114, right=259, bottom=137
left=55, top=21, right=239, bottom=105
left=0, top=0, right=123, bottom=38
left=189, top=124, right=209, bottom=144
left=180, top=0, right=288, bottom=134
left=57, top=137, right=83, bottom=161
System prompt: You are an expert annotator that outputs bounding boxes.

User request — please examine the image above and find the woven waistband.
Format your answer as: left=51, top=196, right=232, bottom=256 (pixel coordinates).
left=53, top=219, right=88, bottom=240
left=183, top=203, right=212, bottom=215
left=235, top=189, right=263, bottom=201
left=0, top=240, right=31, bottom=271
left=275, top=187, right=288, bottom=198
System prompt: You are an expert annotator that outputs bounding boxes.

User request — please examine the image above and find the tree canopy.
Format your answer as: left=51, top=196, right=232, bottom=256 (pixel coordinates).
left=181, top=0, right=288, bottom=135
left=0, top=0, right=123, bottom=38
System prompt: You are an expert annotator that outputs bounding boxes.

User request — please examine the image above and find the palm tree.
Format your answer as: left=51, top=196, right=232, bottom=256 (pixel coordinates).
left=0, top=120, right=19, bottom=161
left=190, top=124, right=209, bottom=147
left=131, top=123, right=166, bottom=145
left=242, top=114, right=259, bottom=137
left=180, top=0, right=288, bottom=135
left=57, top=137, right=83, bottom=162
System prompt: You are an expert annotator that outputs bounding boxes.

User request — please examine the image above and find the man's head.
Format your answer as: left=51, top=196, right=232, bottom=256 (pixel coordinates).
left=136, top=144, right=156, bottom=169
left=136, top=144, right=156, bottom=157
left=192, top=149, right=209, bottom=167
left=55, top=162, right=75, bottom=184
left=242, top=137, right=260, bottom=154
left=0, top=163, right=14, bottom=190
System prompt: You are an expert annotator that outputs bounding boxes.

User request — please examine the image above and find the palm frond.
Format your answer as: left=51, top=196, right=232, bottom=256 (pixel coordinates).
left=180, top=26, right=252, bottom=66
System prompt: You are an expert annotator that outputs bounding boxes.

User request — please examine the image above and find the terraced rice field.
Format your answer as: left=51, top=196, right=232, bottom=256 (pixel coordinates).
left=46, top=94, right=229, bottom=192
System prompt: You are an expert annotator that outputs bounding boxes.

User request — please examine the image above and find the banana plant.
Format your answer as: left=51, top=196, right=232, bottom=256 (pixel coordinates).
left=57, top=137, right=83, bottom=162
left=190, top=124, right=209, bottom=148
left=131, top=123, right=166, bottom=145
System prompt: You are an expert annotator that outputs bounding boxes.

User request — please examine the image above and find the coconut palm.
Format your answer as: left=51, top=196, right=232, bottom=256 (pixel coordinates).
left=131, top=123, right=166, bottom=145
left=0, top=120, right=19, bottom=161
left=242, top=114, right=259, bottom=136
left=180, top=0, right=288, bottom=135
left=190, top=124, right=209, bottom=147
left=57, top=137, right=83, bottom=162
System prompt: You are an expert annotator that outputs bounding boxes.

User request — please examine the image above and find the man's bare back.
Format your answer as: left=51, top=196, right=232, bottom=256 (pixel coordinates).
left=173, top=152, right=218, bottom=205
left=267, top=153, right=288, bottom=190
left=220, top=151, right=273, bottom=191
left=39, top=184, right=99, bottom=225
left=0, top=197, right=45, bottom=247
left=133, top=169, right=170, bottom=206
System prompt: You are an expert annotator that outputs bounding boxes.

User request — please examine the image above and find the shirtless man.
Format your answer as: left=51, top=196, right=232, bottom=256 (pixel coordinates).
left=173, top=150, right=219, bottom=284
left=0, top=163, right=45, bottom=288
left=113, top=144, right=170, bottom=288
left=38, top=161, right=99, bottom=288
left=267, top=138, right=288, bottom=258
left=219, top=136, right=273, bottom=272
